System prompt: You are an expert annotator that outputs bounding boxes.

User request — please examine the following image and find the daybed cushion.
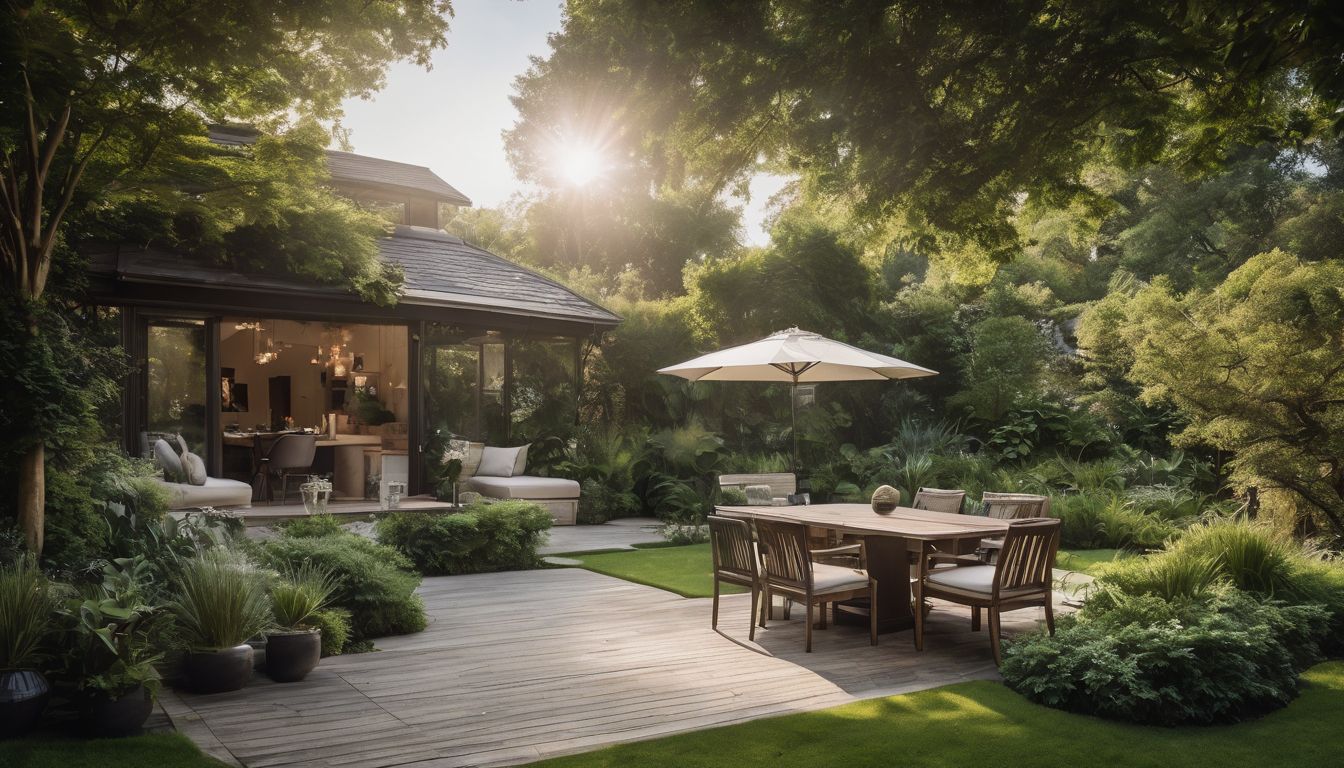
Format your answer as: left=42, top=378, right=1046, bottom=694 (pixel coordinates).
left=156, top=476, right=253, bottom=510
left=180, top=451, right=208, bottom=486
left=153, top=439, right=184, bottom=482
left=465, top=475, right=580, bottom=501
left=478, top=445, right=523, bottom=477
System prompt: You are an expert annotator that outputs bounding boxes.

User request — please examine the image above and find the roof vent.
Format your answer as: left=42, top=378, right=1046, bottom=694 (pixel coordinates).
left=393, top=225, right=464, bottom=244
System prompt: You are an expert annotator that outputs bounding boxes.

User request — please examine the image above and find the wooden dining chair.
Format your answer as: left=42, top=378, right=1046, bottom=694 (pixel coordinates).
left=708, top=516, right=761, bottom=641
left=977, top=493, right=1050, bottom=560
left=755, top=519, right=878, bottom=652
left=914, top=517, right=1060, bottom=665
left=912, top=487, right=967, bottom=515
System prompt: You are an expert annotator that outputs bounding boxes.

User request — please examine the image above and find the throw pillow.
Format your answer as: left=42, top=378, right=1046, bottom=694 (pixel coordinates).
left=512, top=443, right=530, bottom=475
left=174, top=434, right=189, bottom=456
left=153, top=439, right=184, bottom=483
left=180, top=451, right=208, bottom=486
left=477, top=445, right=522, bottom=478
left=461, top=442, right=485, bottom=479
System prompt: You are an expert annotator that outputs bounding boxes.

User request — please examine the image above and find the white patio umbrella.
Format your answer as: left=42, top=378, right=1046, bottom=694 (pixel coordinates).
left=657, top=328, right=937, bottom=473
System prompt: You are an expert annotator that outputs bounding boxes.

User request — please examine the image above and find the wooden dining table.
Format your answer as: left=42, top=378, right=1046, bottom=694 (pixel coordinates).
left=715, top=503, right=1010, bottom=634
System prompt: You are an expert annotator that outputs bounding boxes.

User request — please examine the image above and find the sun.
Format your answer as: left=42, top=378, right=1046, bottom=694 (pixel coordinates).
left=557, top=143, right=605, bottom=187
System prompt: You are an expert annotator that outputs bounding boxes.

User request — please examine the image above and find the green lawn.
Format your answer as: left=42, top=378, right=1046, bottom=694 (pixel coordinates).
left=568, top=544, right=1128, bottom=597
left=527, top=661, right=1344, bottom=768
left=567, top=542, right=739, bottom=598
left=0, top=733, right=225, bottom=768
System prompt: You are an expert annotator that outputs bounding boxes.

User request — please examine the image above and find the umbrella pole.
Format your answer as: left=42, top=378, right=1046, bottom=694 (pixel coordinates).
left=790, top=379, right=799, bottom=476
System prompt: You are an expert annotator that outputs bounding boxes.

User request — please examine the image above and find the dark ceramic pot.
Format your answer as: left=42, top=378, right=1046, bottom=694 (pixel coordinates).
left=0, top=669, right=49, bottom=737
left=79, top=684, right=154, bottom=737
left=266, top=629, right=322, bottom=683
left=185, top=644, right=254, bottom=694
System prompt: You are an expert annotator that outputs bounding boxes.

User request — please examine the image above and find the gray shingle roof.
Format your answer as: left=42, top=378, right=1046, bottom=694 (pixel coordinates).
left=381, top=226, right=620, bottom=325
left=326, top=150, right=472, bottom=207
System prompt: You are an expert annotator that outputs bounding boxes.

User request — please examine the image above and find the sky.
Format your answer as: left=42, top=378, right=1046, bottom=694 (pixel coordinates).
left=338, top=0, right=781, bottom=246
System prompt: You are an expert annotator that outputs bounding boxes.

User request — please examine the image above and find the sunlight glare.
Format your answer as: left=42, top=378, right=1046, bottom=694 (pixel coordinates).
left=558, top=144, right=604, bottom=186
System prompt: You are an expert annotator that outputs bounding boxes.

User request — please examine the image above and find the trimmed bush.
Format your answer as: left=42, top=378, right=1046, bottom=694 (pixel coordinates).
left=277, top=514, right=345, bottom=539
left=256, top=534, right=426, bottom=645
left=1003, top=590, right=1330, bottom=725
left=375, top=501, right=552, bottom=576
left=311, top=608, right=351, bottom=657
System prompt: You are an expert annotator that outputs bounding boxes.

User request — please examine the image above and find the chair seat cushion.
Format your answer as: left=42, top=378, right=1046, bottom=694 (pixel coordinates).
left=927, top=564, right=996, bottom=593
left=811, top=563, right=871, bottom=594
left=157, top=476, right=253, bottom=510
left=465, top=475, right=580, bottom=500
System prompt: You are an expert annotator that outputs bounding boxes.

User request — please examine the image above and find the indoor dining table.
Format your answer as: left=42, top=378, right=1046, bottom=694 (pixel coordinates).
left=715, top=503, right=1011, bottom=634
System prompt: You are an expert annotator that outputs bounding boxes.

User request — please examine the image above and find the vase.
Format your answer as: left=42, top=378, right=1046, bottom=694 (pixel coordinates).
left=0, top=669, right=49, bottom=738
left=301, top=476, right=332, bottom=516
left=184, top=645, right=254, bottom=694
left=265, top=629, right=322, bottom=683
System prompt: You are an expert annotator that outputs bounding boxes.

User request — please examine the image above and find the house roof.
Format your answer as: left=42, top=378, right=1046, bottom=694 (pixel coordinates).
left=382, top=226, right=620, bottom=325
left=206, top=126, right=472, bottom=207
left=87, top=227, right=619, bottom=328
left=326, top=151, right=472, bottom=207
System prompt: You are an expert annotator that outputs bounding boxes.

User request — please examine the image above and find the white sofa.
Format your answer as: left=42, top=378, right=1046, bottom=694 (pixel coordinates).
left=457, top=443, right=578, bottom=525
left=155, top=476, right=253, bottom=510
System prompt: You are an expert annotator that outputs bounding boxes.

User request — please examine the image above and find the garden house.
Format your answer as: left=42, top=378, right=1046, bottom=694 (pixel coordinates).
left=86, top=126, right=620, bottom=501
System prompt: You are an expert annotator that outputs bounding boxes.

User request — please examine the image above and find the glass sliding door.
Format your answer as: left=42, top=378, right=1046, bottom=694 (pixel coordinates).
left=146, top=319, right=208, bottom=452
left=510, top=337, right=578, bottom=442
left=420, top=323, right=481, bottom=487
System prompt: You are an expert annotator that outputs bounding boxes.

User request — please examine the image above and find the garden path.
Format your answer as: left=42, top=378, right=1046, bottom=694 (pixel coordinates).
left=165, top=568, right=1065, bottom=768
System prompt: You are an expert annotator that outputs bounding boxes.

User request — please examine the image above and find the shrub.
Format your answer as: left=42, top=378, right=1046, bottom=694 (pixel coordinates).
left=311, top=608, right=351, bottom=657
left=0, top=557, right=56, bottom=669
left=169, top=550, right=273, bottom=651
left=375, top=501, right=553, bottom=576
left=256, top=534, right=426, bottom=643
left=270, top=562, right=339, bottom=630
left=717, top=486, right=749, bottom=506
left=579, top=479, right=641, bottom=524
left=1002, top=590, right=1330, bottom=725
left=1051, top=493, right=1178, bottom=550
left=277, top=514, right=346, bottom=539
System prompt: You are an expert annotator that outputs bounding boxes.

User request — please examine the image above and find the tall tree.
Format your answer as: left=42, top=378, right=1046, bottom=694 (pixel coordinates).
left=0, top=1, right=452, bottom=552
left=1121, top=251, right=1344, bottom=539
left=509, top=0, right=1342, bottom=273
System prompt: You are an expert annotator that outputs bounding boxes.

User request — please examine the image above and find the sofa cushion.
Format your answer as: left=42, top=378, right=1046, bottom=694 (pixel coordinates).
left=465, top=475, right=580, bottom=500
left=153, top=439, right=184, bottom=482
left=180, top=451, right=208, bottom=486
left=157, top=476, right=253, bottom=510
left=477, top=445, right=523, bottom=477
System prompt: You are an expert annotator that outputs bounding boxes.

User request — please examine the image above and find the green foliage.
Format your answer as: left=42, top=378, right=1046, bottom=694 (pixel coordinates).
left=270, top=563, right=340, bottom=630
left=0, top=557, right=55, bottom=669
left=1002, top=590, right=1330, bottom=725
left=169, top=550, right=273, bottom=651
left=55, top=557, right=167, bottom=697
left=255, top=533, right=425, bottom=643
left=951, top=317, right=1051, bottom=421
left=311, top=609, right=351, bottom=658
left=376, top=502, right=553, bottom=576
left=1120, top=252, right=1344, bottom=538
left=717, top=487, right=749, bottom=506
left=578, top=480, right=641, bottom=525
left=278, top=514, right=345, bottom=539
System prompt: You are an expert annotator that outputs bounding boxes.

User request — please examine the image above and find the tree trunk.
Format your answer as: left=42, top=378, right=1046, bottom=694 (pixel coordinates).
left=17, top=442, right=44, bottom=555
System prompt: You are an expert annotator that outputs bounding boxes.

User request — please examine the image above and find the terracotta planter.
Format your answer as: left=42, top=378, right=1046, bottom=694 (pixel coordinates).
left=78, top=684, right=153, bottom=737
left=265, top=629, right=322, bottom=683
left=185, top=644, right=254, bottom=694
left=0, top=669, right=49, bottom=737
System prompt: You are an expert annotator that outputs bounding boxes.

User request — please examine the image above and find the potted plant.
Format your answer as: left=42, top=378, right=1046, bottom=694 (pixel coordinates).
left=1, top=558, right=54, bottom=738
left=266, top=563, right=339, bottom=683
left=57, top=557, right=166, bottom=737
left=170, top=550, right=272, bottom=694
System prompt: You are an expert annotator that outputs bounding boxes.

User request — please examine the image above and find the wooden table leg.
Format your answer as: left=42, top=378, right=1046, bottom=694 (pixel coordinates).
left=833, top=535, right=914, bottom=634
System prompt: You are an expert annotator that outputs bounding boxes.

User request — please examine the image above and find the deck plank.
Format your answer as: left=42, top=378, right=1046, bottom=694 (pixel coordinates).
left=169, top=567, right=1063, bottom=767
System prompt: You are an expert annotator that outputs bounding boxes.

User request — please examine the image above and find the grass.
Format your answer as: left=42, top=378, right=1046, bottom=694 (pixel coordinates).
left=1056, top=548, right=1135, bottom=575
left=526, top=661, right=1344, bottom=768
left=0, top=733, right=226, bottom=768
left=567, top=543, right=741, bottom=598
left=567, top=543, right=1132, bottom=597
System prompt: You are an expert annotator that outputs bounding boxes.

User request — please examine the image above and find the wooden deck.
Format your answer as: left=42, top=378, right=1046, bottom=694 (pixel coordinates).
left=166, top=568, right=1062, bottom=768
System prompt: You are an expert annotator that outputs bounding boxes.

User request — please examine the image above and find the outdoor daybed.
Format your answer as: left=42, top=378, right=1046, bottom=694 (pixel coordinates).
left=458, top=442, right=578, bottom=525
